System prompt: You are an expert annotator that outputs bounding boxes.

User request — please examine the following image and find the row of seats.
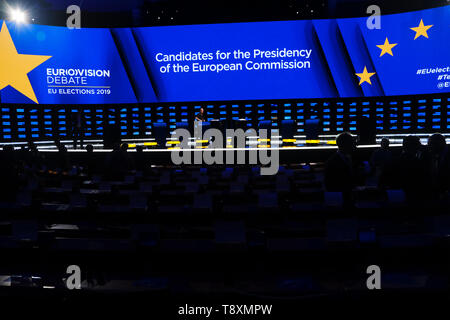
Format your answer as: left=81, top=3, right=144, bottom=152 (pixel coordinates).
left=3, top=164, right=436, bottom=217
left=1, top=213, right=448, bottom=252
left=0, top=164, right=448, bottom=253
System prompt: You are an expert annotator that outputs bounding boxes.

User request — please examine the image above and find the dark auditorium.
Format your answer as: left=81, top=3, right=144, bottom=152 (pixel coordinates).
left=0, top=0, right=449, bottom=315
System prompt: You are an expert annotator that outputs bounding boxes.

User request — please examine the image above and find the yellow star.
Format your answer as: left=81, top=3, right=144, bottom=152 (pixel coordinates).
left=410, top=19, right=433, bottom=40
left=376, top=37, right=398, bottom=57
left=355, top=66, right=376, bottom=86
left=0, top=21, right=51, bottom=104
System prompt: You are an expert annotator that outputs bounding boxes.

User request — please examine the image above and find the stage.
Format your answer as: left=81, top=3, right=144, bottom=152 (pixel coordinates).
left=1, top=133, right=448, bottom=165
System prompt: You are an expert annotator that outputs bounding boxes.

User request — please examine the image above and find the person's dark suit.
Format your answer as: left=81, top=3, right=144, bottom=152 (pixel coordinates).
left=324, top=152, right=356, bottom=192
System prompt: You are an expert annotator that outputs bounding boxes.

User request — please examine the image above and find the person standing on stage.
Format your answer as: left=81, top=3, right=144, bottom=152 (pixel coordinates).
left=195, top=108, right=206, bottom=122
left=72, top=109, right=84, bottom=150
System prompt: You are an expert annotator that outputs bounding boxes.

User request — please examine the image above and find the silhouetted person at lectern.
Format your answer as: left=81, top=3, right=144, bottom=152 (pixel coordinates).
left=325, top=132, right=358, bottom=206
left=195, top=108, right=206, bottom=122
left=71, top=110, right=84, bottom=150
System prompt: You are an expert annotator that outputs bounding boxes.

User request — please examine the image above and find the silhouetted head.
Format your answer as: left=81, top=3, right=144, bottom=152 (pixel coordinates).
left=403, top=136, right=421, bottom=155
left=85, top=144, right=94, bottom=153
left=136, top=145, right=143, bottom=153
left=381, top=138, right=390, bottom=149
left=428, top=133, right=446, bottom=155
left=27, top=141, right=36, bottom=149
left=336, top=132, right=355, bottom=154
left=112, top=143, right=120, bottom=152
left=3, top=145, right=14, bottom=153
left=120, top=143, right=129, bottom=152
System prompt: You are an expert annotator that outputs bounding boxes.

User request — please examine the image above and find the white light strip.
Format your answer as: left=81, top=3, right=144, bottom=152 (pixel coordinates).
left=122, top=138, right=155, bottom=142
left=0, top=141, right=28, bottom=145
left=377, top=133, right=450, bottom=137
left=3, top=134, right=448, bottom=149
left=319, top=134, right=357, bottom=137
left=43, top=144, right=393, bottom=153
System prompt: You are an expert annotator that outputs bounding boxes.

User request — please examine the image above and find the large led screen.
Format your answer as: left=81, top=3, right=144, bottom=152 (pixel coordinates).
left=0, top=6, right=448, bottom=104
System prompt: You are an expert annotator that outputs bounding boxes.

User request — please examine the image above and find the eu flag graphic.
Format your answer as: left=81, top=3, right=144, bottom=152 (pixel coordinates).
left=360, top=6, right=450, bottom=96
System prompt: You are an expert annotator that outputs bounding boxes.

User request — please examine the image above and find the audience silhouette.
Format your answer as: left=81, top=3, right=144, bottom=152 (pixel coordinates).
left=0, top=132, right=448, bottom=207
left=426, top=133, right=449, bottom=197
left=324, top=132, right=357, bottom=191
left=324, top=132, right=365, bottom=206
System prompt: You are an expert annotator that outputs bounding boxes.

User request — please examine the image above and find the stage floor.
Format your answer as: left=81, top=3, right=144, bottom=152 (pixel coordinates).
left=2, top=133, right=448, bottom=152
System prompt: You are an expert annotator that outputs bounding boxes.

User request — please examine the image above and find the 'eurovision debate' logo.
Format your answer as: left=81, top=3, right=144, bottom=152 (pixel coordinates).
left=0, top=21, right=112, bottom=103
left=0, top=21, right=51, bottom=104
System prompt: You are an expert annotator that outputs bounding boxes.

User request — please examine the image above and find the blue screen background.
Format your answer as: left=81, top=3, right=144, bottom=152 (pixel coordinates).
left=0, top=6, right=448, bottom=104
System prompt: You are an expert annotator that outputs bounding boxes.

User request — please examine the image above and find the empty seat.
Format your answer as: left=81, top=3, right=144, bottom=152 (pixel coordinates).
left=387, top=189, right=406, bottom=205
left=193, top=194, right=213, bottom=210
left=16, top=191, right=32, bottom=207
left=324, top=192, right=343, bottom=207
left=258, top=192, right=278, bottom=208
left=12, top=220, right=38, bottom=242
left=131, top=224, right=159, bottom=247
left=139, top=181, right=153, bottom=192
left=130, top=193, right=148, bottom=210
left=214, top=221, right=246, bottom=245
left=70, top=194, right=87, bottom=209
left=326, top=219, right=357, bottom=242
